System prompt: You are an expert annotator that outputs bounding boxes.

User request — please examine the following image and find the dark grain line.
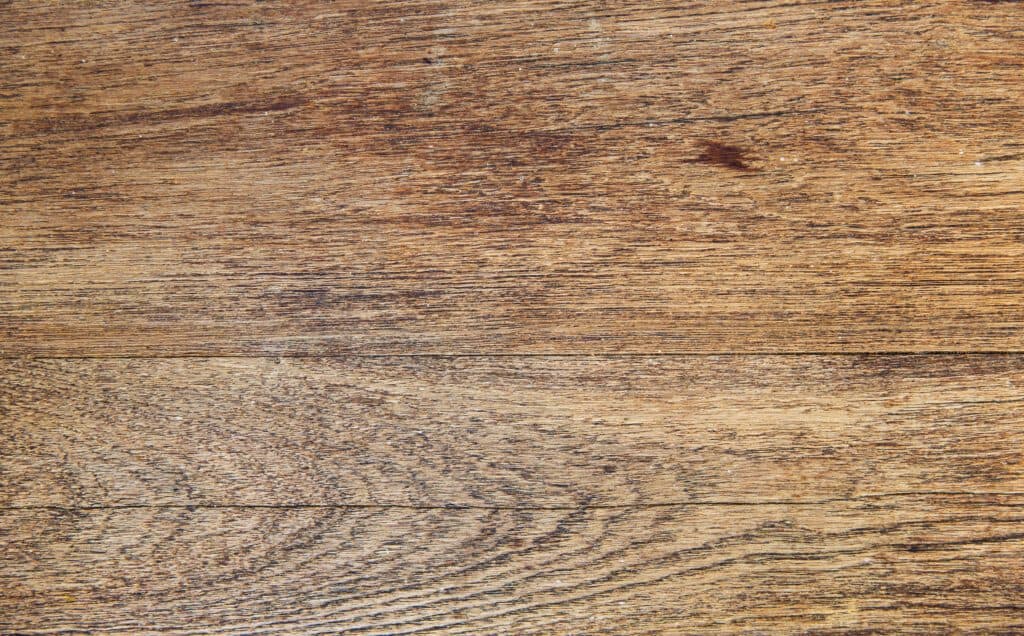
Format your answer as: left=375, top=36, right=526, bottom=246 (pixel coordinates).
left=7, top=491, right=1024, bottom=513
left=7, top=350, right=1024, bottom=360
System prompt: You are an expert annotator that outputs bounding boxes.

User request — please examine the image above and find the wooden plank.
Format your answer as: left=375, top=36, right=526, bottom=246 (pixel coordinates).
left=3, top=497, right=1023, bottom=634
left=4, top=355, right=1023, bottom=508
left=3, top=1, right=1024, bottom=355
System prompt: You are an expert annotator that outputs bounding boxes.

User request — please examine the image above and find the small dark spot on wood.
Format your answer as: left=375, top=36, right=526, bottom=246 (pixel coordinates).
left=297, top=287, right=330, bottom=309
left=690, top=140, right=754, bottom=171
left=602, top=464, right=617, bottom=474
left=423, top=57, right=434, bottom=65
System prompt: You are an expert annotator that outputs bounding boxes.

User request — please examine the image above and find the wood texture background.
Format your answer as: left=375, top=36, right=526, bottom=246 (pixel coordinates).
left=4, top=355, right=1024, bottom=509
left=3, top=0, right=1024, bottom=634
left=3, top=0, right=1024, bottom=354
left=5, top=498, right=1024, bottom=634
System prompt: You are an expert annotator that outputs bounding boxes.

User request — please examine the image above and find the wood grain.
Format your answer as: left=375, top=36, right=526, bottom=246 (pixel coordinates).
left=3, top=497, right=1024, bottom=634
left=3, top=355, right=1024, bottom=509
left=3, top=1, right=1024, bottom=354
left=5, top=2, right=1024, bottom=633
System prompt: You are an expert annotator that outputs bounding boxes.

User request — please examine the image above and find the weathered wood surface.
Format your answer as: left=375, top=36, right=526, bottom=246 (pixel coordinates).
left=3, top=355, right=1024, bottom=509
left=3, top=0, right=1024, bottom=354
left=3, top=497, right=1024, bottom=635
left=4, top=356, right=1024, bottom=632
left=5, top=1, right=1024, bottom=633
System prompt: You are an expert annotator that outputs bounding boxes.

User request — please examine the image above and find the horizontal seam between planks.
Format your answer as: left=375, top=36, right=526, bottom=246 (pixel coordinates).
left=7, top=493, right=1024, bottom=513
left=5, top=351, right=1024, bottom=361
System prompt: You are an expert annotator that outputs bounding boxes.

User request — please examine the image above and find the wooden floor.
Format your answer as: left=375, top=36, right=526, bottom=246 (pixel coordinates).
left=3, top=2, right=1024, bottom=634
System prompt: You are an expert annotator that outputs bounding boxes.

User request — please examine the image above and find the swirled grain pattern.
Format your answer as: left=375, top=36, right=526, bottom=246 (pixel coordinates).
left=3, top=355, right=1024, bottom=508
left=4, top=1, right=1024, bottom=633
left=3, top=497, right=1023, bottom=634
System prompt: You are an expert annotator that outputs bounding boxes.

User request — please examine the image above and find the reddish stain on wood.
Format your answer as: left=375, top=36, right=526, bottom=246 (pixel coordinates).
left=691, top=140, right=754, bottom=171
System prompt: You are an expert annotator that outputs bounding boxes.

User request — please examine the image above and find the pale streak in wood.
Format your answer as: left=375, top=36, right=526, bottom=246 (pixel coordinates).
left=3, top=355, right=1024, bottom=508
left=3, top=497, right=1024, bottom=634
left=3, top=1, right=1024, bottom=354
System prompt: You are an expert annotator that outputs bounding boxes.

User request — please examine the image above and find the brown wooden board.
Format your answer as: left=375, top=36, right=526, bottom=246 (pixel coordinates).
left=3, top=355, right=1023, bottom=509
left=5, top=1, right=1024, bottom=633
left=3, top=1, right=1024, bottom=354
left=3, top=498, right=1023, bottom=634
